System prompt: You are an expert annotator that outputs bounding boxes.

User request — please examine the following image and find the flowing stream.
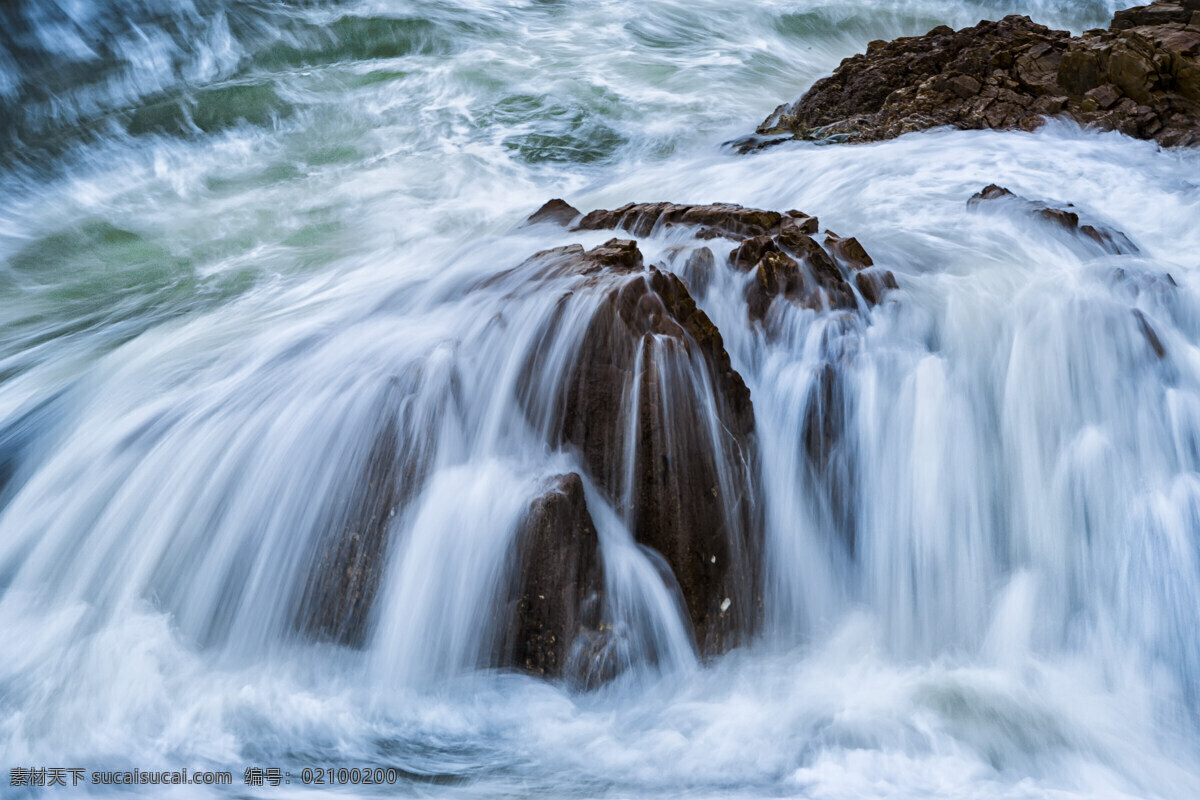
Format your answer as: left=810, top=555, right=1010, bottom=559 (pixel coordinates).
left=4, top=0, right=1200, bottom=797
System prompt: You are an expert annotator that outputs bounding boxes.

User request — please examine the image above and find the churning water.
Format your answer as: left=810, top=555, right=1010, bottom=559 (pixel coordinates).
left=4, top=0, right=1200, bottom=797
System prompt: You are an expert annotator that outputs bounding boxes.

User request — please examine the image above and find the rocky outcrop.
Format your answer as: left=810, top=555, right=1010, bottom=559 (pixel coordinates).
left=967, top=184, right=1140, bottom=254
left=755, top=0, right=1200, bottom=147
left=498, top=473, right=609, bottom=683
left=295, top=200, right=895, bottom=675
left=511, top=201, right=898, bottom=658
left=527, top=199, right=897, bottom=319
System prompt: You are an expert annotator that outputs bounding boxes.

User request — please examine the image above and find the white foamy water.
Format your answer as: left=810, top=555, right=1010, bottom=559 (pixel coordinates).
left=2, top=0, right=1200, bottom=797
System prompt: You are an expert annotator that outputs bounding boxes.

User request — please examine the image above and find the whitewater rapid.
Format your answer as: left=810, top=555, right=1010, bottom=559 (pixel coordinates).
left=3, top=0, right=1200, bottom=797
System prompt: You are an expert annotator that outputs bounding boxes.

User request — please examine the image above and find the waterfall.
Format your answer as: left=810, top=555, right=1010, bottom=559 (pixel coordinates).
left=3, top=0, right=1200, bottom=796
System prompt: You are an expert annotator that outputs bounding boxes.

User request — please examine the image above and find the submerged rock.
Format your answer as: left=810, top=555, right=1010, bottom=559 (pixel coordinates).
left=754, top=1, right=1200, bottom=148
left=296, top=383, right=436, bottom=648
left=498, top=472, right=608, bottom=683
left=297, top=415, right=403, bottom=647
left=968, top=184, right=1140, bottom=254
left=296, top=200, right=898, bottom=673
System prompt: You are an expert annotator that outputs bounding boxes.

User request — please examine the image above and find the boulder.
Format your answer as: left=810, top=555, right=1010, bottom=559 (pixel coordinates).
left=753, top=1, right=1200, bottom=148
left=665, top=245, right=717, bottom=296
left=559, top=253, right=760, bottom=653
left=572, top=201, right=893, bottom=319
left=855, top=269, right=901, bottom=306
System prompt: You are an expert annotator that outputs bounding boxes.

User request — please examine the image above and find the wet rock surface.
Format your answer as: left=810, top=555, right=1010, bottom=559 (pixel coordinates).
left=755, top=0, right=1200, bottom=148
left=511, top=202, right=899, bottom=659
left=968, top=184, right=1140, bottom=254
left=297, top=384, right=436, bottom=648
left=530, top=200, right=896, bottom=318
left=297, top=415, right=403, bottom=648
left=547, top=242, right=760, bottom=654
left=498, top=472, right=608, bottom=683
left=525, top=198, right=583, bottom=227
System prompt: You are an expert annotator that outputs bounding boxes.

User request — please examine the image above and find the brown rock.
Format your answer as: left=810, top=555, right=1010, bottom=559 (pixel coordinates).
left=518, top=234, right=761, bottom=654
left=297, top=397, right=415, bottom=647
left=1086, top=84, right=1123, bottom=108
left=730, top=235, right=779, bottom=271
left=527, top=198, right=582, bottom=227
left=824, top=232, right=875, bottom=269
left=1111, top=1, right=1196, bottom=30
left=665, top=245, right=717, bottom=296
left=855, top=269, right=900, bottom=306
left=576, top=202, right=782, bottom=240
left=498, top=473, right=608, bottom=682
left=511, top=201, right=897, bottom=659
left=776, top=230, right=858, bottom=309
left=785, top=211, right=820, bottom=234
left=746, top=250, right=805, bottom=322
left=753, top=1, right=1200, bottom=148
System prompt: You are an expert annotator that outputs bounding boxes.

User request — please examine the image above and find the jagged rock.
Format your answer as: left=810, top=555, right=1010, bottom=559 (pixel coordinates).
left=526, top=198, right=582, bottom=227
left=560, top=258, right=760, bottom=654
left=498, top=473, right=608, bottom=682
left=784, top=211, right=821, bottom=234
left=777, top=229, right=859, bottom=310
left=968, top=184, right=1140, bottom=254
left=576, top=202, right=783, bottom=240
left=296, top=381, right=439, bottom=648
left=731, top=235, right=779, bottom=271
left=754, top=1, right=1200, bottom=148
left=746, top=250, right=805, bottom=322
left=555, top=201, right=893, bottom=320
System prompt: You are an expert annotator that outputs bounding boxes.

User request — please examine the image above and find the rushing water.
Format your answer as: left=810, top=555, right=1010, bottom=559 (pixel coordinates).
left=4, top=0, right=1200, bottom=797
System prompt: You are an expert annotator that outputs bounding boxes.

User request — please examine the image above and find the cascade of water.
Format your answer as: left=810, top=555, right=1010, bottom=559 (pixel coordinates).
left=4, top=0, right=1200, bottom=795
